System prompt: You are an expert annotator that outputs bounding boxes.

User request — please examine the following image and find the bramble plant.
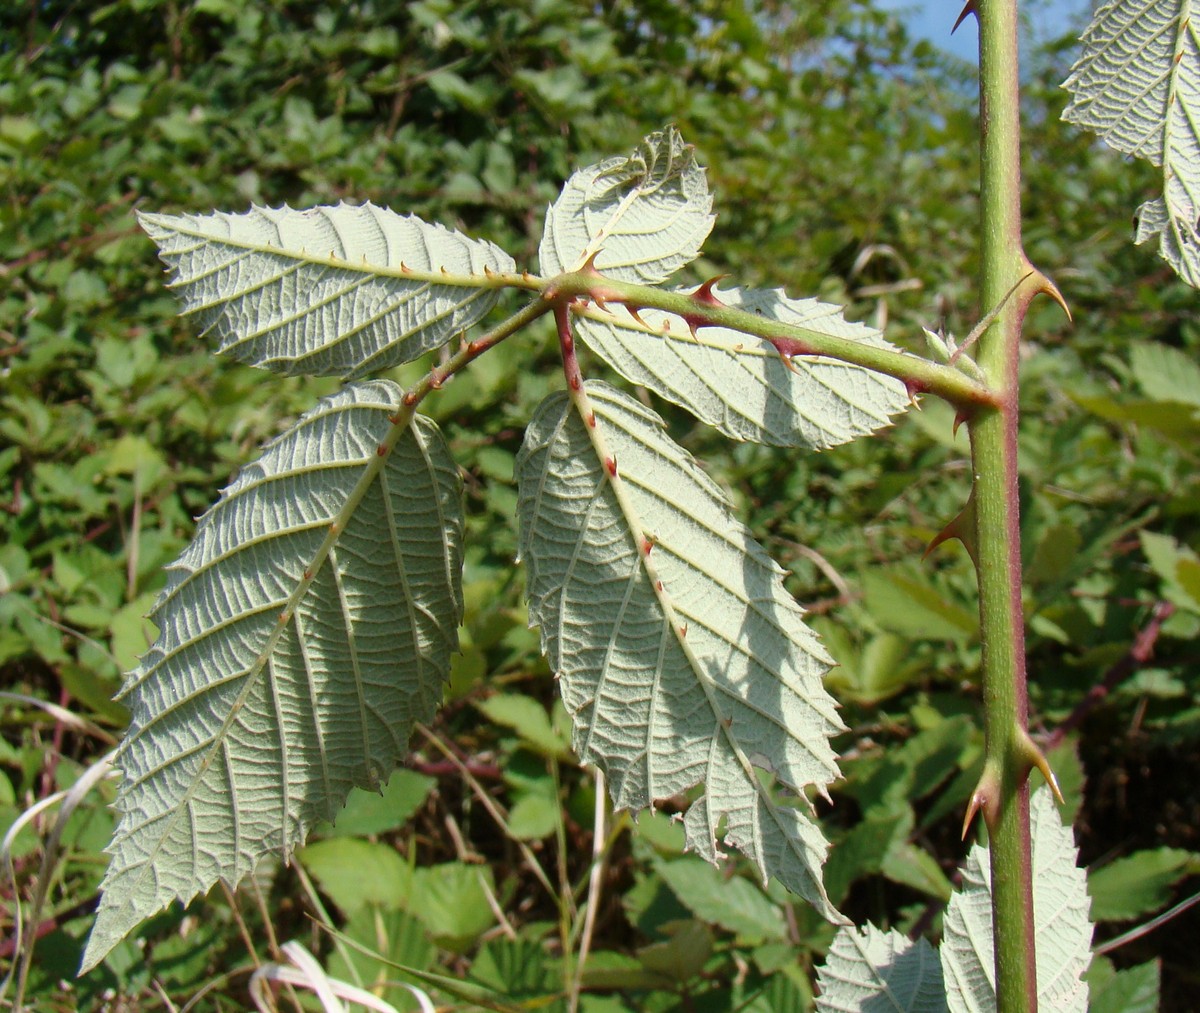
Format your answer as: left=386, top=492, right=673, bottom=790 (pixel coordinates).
left=5, top=0, right=1199, bottom=1010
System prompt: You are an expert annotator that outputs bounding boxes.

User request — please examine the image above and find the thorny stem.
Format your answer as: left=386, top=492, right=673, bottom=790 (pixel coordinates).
left=542, top=272, right=999, bottom=412
left=967, top=0, right=1040, bottom=1009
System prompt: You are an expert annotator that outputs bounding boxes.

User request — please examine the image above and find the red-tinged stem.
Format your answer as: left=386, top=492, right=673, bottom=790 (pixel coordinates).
left=970, top=0, right=1037, bottom=1009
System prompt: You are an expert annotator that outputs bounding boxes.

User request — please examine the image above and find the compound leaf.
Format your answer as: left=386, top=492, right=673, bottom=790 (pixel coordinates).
left=516, top=380, right=843, bottom=919
left=1063, top=0, right=1200, bottom=286
left=941, top=786, right=1092, bottom=1012
left=139, top=202, right=516, bottom=378
left=573, top=284, right=909, bottom=449
left=815, top=924, right=946, bottom=1013
left=82, top=381, right=464, bottom=971
left=538, top=126, right=715, bottom=284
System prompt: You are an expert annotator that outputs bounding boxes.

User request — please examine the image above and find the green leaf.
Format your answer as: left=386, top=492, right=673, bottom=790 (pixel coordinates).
left=298, top=838, right=414, bottom=914
left=1088, top=847, right=1196, bottom=922
left=409, top=862, right=496, bottom=951
left=138, top=203, right=515, bottom=379
left=516, top=381, right=844, bottom=920
left=1087, top=957, right=1161, bottom=1013
left=477, top=692, right=572, bottom=758
left=1063, top=1, right=1200, bottom=285
left=1130, top=342, right=1200, bottom=407
left=940, top=786, right=1091, bottom=1012
left=815, top=924, right=945, bottom=1013
left=862, top=567, right=977, bottom=642
left=656, top=857, right=789, bottom=942
left=82, top=382, right=464, bottom=972
left=573, top=284, right=909, bottom=450
left=323, top=769, right=436, bottom=837
left=538, top=126, right=714, bottom=284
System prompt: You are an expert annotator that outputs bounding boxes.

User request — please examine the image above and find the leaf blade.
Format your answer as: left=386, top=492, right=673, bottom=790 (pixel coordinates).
left=940, top=786, right=1092, bottom=1012
left=139, top=202, right=516, bottom=378
left=82, top=382, right=464, bottom=971
left=815, top=924, right=946, bottom=1013
left=573, top=285, right=909, bottom=449
left=538, top=126, right=715, bottom=284
left=516, top=380, right=843, bottom=919
left=1063, top=1, right=1200, bottom=285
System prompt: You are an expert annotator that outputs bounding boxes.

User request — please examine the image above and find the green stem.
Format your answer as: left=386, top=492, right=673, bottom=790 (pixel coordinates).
left=972, top=0, right=1037, bottom=1010
left=542, top=274, right=1000, bottom=411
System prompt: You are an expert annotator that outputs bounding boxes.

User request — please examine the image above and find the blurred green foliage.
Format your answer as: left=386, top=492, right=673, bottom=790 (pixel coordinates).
left=2, top=0, right=1198, bottom=1008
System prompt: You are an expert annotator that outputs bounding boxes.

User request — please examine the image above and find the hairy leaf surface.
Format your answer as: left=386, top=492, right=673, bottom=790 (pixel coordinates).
left=573, top=284, right=910, bottom=449
left=941, top=786, right=1091, bottom=1012
left=1063, top=0, right=1200, bottom=285
left=815, top=925, right=946, bottom=1013
left=516, top=381, right=843, bottom=918
left=538, top=126, right=715, bottom=284
left=82, top=381, right=464, bottom=971
left=139, top=203, right=516, bottom=378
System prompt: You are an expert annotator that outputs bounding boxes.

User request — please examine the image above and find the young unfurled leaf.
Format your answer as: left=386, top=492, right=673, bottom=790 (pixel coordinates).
left=139, top=202, right=516, bottom=378
left=574, top=284, right=909, bottom=449
left=538, top=126, right=715, bottom=284
left=1063, top=1, right=1200, bottom=286
left=516, top=380, right=844, bottom=919
left=81, top=382, right=464, bottom=971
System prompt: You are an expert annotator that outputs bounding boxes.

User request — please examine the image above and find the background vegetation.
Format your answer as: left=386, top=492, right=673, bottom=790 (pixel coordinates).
left=2, top=0, right=1198, bottom=1008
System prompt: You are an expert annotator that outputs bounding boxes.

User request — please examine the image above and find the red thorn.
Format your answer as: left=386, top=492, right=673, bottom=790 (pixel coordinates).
left=952, top=409, right=969, bottom=436
left=679, top=623, right=688, bottom=637
left=468, top=340, right=484, bottom=355
left=569, top=375, right=582, bottom=391
left=952, top=0, right=977, bottom=33
left=579, top=250, right=603, bottom=275
left=483, top=265, right=495, bottom=277
left=592, top=293, right=608, bottom=311
left=627, top=307, right=648, bottom=328
left=605, top=456, right=617, bottom=477
left=771, top=337, right=815, bottom=359
left=388, top=414, right=402, bottom=424
left=561, top=332, right=574, bottom=353
left=586, top=411, right=597, bottom=428
left=961, top=791, right=983, bottom=840
left=655, top=579, right=663, bottom=591
left=302, top=569, right=313, bottom=581
left=691, top=275, right=730, bottom=306
left=682, top=313, right=702, bottom=338
left=403, top=391, right=418, bottom=406
left=400, top=262, right=412, bottom=273
left=329, top=522, right=340, bottom=534
left=430, top=374, right=443, bottom=390
left=905, top=379, right=929, bottom=402
left=924, top=493, right=977, bottom=565
left=376, top=444, right=387, bottom=457
left=279, top=611, right=291, bottom=624
left=642, top=536, right=655, bottom=556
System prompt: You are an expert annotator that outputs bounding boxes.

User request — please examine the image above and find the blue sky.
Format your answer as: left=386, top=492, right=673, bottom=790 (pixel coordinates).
left=877, top=0, right=1093, bottom=63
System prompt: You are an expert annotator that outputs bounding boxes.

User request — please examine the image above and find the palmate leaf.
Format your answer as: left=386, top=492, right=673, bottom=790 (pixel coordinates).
left=81, top=381, right=464, bottom=972
left=573, top=285, right=910, bottom=449
left=516, top=380, right=844, bottom=918
left=815, top=925, right=945, bottom=1013
left=940, top=786, right=1092, bottom=1012
left=1063, top=0, right=1200, bottom=286
left=538, top=125, right=715, bottom=284
left=138, top=202, right=516, bottom=378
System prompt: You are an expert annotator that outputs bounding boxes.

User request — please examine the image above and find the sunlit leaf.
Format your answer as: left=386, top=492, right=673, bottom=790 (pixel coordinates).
left=516, top=380, right=843, bottom=919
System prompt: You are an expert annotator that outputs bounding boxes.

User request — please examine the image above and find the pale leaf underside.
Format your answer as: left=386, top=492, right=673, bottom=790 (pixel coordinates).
left=538, top=126, right=715, bottom=284
left=81, top=381, right=464, bottom=971
left=516, top=381, right=844, bottom=919
left=1063, top=0, right=1200, bottom=285
left=940, top=786, right=1091, bottom=1012
left=815, top=924, right=946, bottom=1013
left=139, top=202, right=516, bottom=378
left=574, top=284, right=910, bottom=449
